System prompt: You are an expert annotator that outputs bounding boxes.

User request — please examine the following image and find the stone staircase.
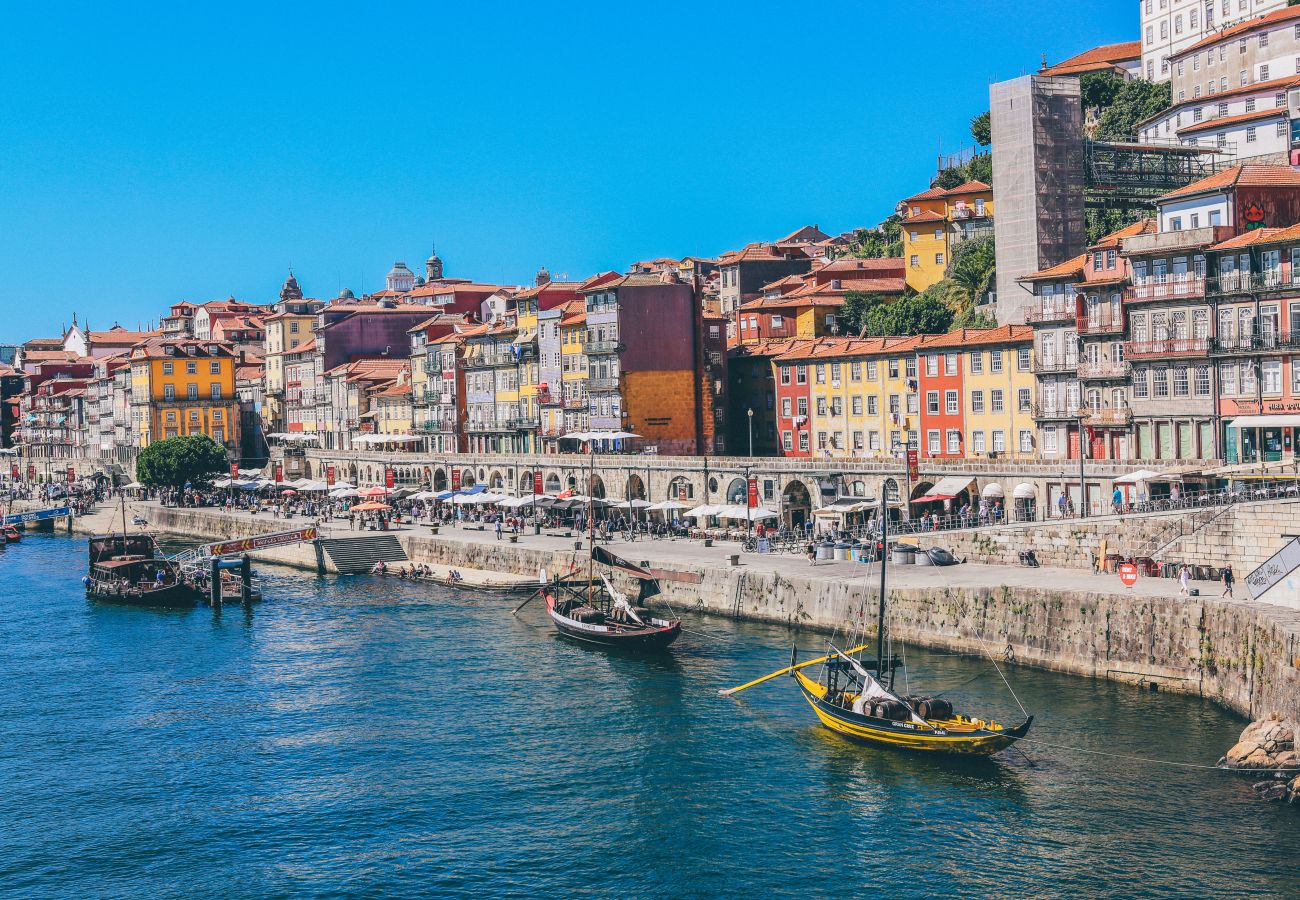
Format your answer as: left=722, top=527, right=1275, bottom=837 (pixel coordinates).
left=318, top=535, right=409, bottom=574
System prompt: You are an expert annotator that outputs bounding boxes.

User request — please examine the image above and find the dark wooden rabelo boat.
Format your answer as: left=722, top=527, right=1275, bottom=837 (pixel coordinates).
left=542, top=546, right=681, bottom=649
left=85, top=532, right=197, bottom=608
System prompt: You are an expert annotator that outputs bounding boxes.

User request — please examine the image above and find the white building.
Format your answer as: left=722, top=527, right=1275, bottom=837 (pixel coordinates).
left=1141, top=0, right=1286, bottom=83
left=1138, top=4, right=1300, bottom=162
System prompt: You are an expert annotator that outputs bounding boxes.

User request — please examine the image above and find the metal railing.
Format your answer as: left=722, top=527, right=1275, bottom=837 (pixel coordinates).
left=1124, top=277, right=1206, bottom=302
left=1077, top=359, right=1130, bottom=379
left=1077, top=314, right=1125, bottom=335
left=1212, top=332, right=1300, bottom=354
left=587, top=377, right=620, bottom=392
left=1123, top=338, right=1210, bottom=358
left=1207, top=272, right=1295, bottom=296
left=585, top=340, right=622, bottom=354
left=1025, top=304, right=1076, bottom=325
left=1082, top=406, right=1132, bottom=426
left=1030, top=403, right=1081, bottom=421
left=1033, top=358, right=1078, bottom=374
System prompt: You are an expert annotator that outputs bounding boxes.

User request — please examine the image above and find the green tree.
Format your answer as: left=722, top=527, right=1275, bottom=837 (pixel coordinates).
left=951, top=306, right=998, bottom=329
left=862, top=292, right=953, bottom=336
left=844, top=215, right=903, bottom=259
left=136, top=434, right=229, bottom=489
left=1093, top=79, right=1172, bottom=142
left=946, top=235, right=997, bottom=314
left=840, top=291, right=891, bottom=336
left=1079, top=72, right=1125, bottom=111
left=970, top=110, right=991, bottom=146
left=932, top=151, right=992, bottom=189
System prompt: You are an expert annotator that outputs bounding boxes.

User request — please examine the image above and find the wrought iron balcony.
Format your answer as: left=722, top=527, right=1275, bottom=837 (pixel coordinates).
left=1025, top=303, right=1076, bottom=325
left=1207, top=272, right=1295, bottom=297
left=1077, top=359, right=1131, bottom=379
left=1077, top=314, right=1125, bottom=335
left=563, top=396, right=589, bottom=410
left=585, top=340, right=623, bottom=355
left=1123, top=338, right=1210, bottom=359
left=508, top=415, right=540, bottom=429
left=587, top=377, right=620, bottom=392
left=1031, top=403, right=1082, bottom=422
left=1124, top=277, right=1206, bottom=303
left=1033, top=357, right=1078, bottom=374
left=1212, top=332, right=1300, bottom=354
left=1082, top=406, right=1132, bottom=427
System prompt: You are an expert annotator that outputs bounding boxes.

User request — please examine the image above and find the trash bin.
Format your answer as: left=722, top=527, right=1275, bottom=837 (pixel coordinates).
left=914, top=549, right=933, bottom=566
left=834, top=542, right=852, bottom=561
left=729, top=554, right=740, bottom=566
left=816, top=542, right=835, bottom=560
left=892, top=547, right=915, bottom=565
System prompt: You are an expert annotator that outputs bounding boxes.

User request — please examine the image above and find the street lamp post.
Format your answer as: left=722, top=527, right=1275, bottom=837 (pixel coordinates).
left=747, top=407, right=754, bottom=458
left=1077, top=413, right=1088, bottom=519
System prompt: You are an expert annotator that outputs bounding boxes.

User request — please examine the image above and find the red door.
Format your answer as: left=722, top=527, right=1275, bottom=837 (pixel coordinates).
left=1090, top=434, right=1106, bottom=459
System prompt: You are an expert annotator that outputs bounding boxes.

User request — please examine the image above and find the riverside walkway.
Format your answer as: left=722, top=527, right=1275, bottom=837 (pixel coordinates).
left=102, top=500, right=1231, bottom=601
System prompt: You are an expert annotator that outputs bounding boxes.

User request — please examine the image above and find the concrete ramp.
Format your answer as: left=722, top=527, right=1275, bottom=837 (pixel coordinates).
left=1245, top=538, right=1300, bottom=610
left=318, top=535, right=409, bottom=574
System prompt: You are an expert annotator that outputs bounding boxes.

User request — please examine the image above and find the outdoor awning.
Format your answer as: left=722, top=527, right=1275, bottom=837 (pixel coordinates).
left=1012, top=483, right=1037, bottom=500
left=1226, top=415, right=1300, bottom=429
left=683, top=504, right=721, bottom=519
left=1114, top=468, right=1161, bottom=485
left=923, top=476, right=975, bottom=500
left=981, top=483, right=1004, bottom=498
left=512, top=330, right=536, bottom=345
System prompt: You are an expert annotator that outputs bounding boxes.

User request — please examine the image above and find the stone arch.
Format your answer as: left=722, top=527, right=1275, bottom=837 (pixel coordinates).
left=625, top=474, right=645, bottom=501
left=724, top=477, right=747, bottom=504
left=365, top=465, right=374, bottom=483
left=782, top=479, right=812, bottom=528
left=910, top=480, right=934, bottom=500
left=589, top=474, right=606, bottom=499
left=667, top=475, right=694, bottom=501
left=708, top=476, right=718, bottom=493
left=433, top=468, right=448, bottom=491
left=519, top=471, right=534, bottom=494
left=567, top=474, right=577, bottom=490
left=348, top=463, right=358, bottom=480
left=489, top=470, right=504, bottom=490
left=423, top=466, right=431, bottom=485
left=302, top=460, right=313, bottom=477
left=545, top=472, right=562, bottom=493
left=462, top=471, right=477, bottom=488
left=848, top=479, right=867, bottom=497
left=477, top=467, right=486, bottom=481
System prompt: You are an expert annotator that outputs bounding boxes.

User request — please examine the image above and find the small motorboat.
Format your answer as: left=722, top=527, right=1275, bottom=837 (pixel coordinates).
left=1, top=524, right=20, bottom=543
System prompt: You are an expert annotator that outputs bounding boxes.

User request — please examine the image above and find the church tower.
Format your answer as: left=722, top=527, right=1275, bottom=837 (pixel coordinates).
left=279, top=270, right=303, bottom=303
left=425, top=245, right=444, bottom=282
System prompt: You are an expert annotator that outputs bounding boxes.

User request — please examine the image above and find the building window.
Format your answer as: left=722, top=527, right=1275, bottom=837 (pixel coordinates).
left=1174, top=367, right=1189, bottom=396
left=798, top=431, right=809, bottom=451
left=797, top=397, right=807, bottom=417
left=796, top=365, right=807, bottom=384
left=1260, top=64, right=1270, bottom=81
left=1246, top=126, right=1257, bottom=143
left=969, top=351, right=983, bottom=374
left=780, top=365, right=791, bottom=385
left=1016, top=347, right=1031, bottom=371
left=971, top=390, right=985, bottom=413
left=910, top=255, right=919, bottom=267
left=1246, top=98, right=1256, bottom=113
left=926, top=355, right=938, bottom=376
left=945, top=390, right=958, bottom=414
left=989, top=350, right=1003, bottom=373
left=935, top=253, right=945, bottom=266
left=1044, top=425, right=1058, bottom=453
left=1153, top=369, right=1168, bottom=397
left=1263, top=359, right=1283, bottom=393
left=928, top=430, right=940, bottom=455
left=972, top=430, right=986, bottom=453
left=211, top=384, right=222, bottom=400
left=991, top=389, right=1005, bottom=413
left=926, top=391, right=939, bottom=414
left=783, top=431, right=792, bottom=451
left=944, top=353, right=957, bottom=376
left=1019, top=430, right=1033, bottom=454
left=1018, top=388, right=1032, bottom=411
left=849, top=361, right=861, bottom=382
left=163, top=384, right=175, bottom=400
left=1195, top=366, right=1211, bottom=396
left=815, top=364, right=825, bottom=384
left=781, top=398, right=792, bottom=417
left=992, top=430, right=1005, bottom=453
left=867, top=395, right=878, bottom=416
left=162, top=362, right=173, bottom=375
left=946, top=430, right=960, bottom=454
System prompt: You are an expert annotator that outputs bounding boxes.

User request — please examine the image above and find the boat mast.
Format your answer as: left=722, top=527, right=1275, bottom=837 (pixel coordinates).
left=875, top=492, right=888, bottom=675
left=587, top=437, right=595, bottom=602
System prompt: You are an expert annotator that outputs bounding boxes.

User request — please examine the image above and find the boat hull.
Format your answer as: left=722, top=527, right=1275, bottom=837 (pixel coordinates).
left=794, top=671, right=1031, bottom=755
left=87, top=582, right=200, bottom=609
left=544, top=595, right=681, bottom=650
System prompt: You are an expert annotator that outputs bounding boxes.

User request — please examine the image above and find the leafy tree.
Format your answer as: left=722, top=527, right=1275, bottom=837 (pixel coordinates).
left=970, top=111, right=991, bottom=146
left=951, top=306, right=998, bottom=330
left=932, top=151, right=992, bottom=189
left=840, top=291, right=891, bottom=336
left=844, top=215, right=903, bottom=259
left=136, top=434, right=229, bottom=489
left=1093, top=79, right=1172, bottom=142
left=1079, top=72, right=1125, bottom=111
left=946, top=235, right=997, bottom=314
left=861, top=292, right=953, bottom=337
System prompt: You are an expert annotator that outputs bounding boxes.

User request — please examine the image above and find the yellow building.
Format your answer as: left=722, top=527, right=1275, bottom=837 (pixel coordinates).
left=371, top=376, right=413, bottom=436
left=898, top=180, right=994, bottom=293
left=129, top=340, right=240, bottom=451
left=924, top=326, right=1037, bottom=459
left=559, top=300, right=588, bottom=437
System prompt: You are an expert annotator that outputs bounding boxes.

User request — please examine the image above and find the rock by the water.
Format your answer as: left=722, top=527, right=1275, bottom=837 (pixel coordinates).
left=1222, top=714, right=1299, bottom=771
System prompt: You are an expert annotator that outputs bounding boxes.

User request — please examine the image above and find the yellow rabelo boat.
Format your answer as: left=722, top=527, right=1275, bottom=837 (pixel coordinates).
left=724, top=494, right=1031, bottom=756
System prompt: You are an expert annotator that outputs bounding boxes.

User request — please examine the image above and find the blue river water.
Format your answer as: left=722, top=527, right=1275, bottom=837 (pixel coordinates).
left=1, top=531, right=1296, bottom=898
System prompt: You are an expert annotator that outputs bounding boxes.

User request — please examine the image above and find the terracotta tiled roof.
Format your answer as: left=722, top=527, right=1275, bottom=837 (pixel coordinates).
left=1089, top=218, right=1155, bottom=250
left=285, top=338, right=316, bottom=354
left=1209, top=225, right=1300, bottom=250
left=902, top=186, right=948, bottom=203
left=21, top=350, right=88, bottom=363
left=1177, top=6, right=1300, bottom=58
left=1177, top=107, right=1285, bottom=136
left=1155, top=164, right=1300, bottom=202
left=1041, top=41, right=1141, bottom=76
left=1138, top=74, right=1300, bottom=129
left=902, top=209, right=947, bottom=225
left=88, top=328, right=159, bottom=344
left=1019, top=254, right=1087, bottom=282
left=915, top=325, right=1034, bottom=349
left=941, top=180, right=992, bottom=196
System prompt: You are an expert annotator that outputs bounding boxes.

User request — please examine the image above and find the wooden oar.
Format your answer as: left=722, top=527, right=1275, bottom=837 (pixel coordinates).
left=719, top=643, right=869, bottom=697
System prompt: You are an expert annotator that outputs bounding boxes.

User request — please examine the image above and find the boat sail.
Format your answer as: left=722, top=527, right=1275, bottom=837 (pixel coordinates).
left=727, top=494, right=1032, bottom=755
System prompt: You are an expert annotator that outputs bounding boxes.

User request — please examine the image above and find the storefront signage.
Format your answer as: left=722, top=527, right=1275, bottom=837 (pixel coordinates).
left=326, top=465, right=336, bottom=486
left=451, top=467, right=462, bottom=491
left=747, top=476, right=759, bottom=509
left=384, top=467, right=395, bottom=488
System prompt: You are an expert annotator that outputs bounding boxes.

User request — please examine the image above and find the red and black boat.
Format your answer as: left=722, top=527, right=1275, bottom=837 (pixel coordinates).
left=85, top=532, right=198, bottom=608
left=541, top=546, right=682, bottom=650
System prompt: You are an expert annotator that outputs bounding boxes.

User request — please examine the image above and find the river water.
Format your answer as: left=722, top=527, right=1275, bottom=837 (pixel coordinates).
left=1, top=532, right=1296, bottom=898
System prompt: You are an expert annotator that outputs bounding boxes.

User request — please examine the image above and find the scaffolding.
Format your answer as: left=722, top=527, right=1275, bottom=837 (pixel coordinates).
left=1083, top=140, right=1235, bottom=211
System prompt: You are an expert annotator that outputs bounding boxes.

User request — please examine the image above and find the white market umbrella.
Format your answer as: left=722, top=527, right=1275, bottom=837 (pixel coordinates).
left=330, top=487, right=361, bottom=498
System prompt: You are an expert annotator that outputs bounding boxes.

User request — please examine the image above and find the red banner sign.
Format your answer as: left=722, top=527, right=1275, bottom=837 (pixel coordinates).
left=906, top=449, right=919, bottom=482
left=677, top=482, right=688, bottom=502
left=451, top=467, right=461, bottom=491
left=273, top=463, right=283, bottom=483
left=207, top=527, right=318, bottom=557
left=230, top=463, right=240, bottom=480
left=326, top=465, right=336, bottom=486
left=747, top=475, right=759, bottom=509
left=66, top=466, right=75, bottom=483
left=9, top=464, right=17, bottom=479
left=384, top=467, right=395, bottom=488
left=27, top=464, right=35, bottom=481
left=533, top=471, right=543, bottom=494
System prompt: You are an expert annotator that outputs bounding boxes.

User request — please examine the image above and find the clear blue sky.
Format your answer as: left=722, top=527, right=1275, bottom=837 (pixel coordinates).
left=0, top=0, right=1134, bottom=342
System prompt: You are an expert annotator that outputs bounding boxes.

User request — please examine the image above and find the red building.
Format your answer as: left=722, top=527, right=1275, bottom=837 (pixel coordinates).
left=916, top=335, right=964, bottom=459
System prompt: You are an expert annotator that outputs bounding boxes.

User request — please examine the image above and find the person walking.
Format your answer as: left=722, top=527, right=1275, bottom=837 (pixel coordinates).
left=1222, top=564, right=1235, bottom=599
left=495, top=518, right=503, bottom=541
left=807, top=540, right=817, bottom=566
left=1178, top=563, right=1191, bottom=598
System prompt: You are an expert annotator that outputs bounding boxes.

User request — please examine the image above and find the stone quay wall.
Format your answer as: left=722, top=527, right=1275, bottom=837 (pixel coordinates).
left=129, top=505, right=1300, bottom=723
